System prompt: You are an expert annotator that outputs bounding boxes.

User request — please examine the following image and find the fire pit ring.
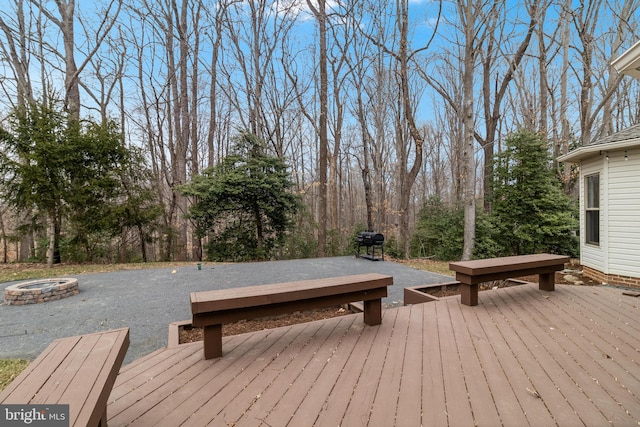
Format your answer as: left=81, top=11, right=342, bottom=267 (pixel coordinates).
left=3, top=278, right=79, bottom=305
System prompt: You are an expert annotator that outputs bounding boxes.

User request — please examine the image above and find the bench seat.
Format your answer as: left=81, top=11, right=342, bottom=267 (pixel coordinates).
left=0, top=328, right=129, bottom=427
left=449, top=254, right=569, bottom=306
left=191, top=273, right=392, bottom=359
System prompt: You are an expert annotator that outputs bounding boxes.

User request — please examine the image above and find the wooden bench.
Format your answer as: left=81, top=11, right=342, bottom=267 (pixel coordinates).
left=191, top=273, right=392, bottom=359
left=449, top=254, right=570, bottom=306
left=0, top=328, right=129, bottom=427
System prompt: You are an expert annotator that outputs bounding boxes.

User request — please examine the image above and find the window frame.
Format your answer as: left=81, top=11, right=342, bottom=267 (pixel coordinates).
left=585, top=173, right=600, bottom=246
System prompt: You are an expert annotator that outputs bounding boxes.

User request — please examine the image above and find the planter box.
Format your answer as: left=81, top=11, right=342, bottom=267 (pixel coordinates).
left=404, top=279, right=529, bottom=305
left=168, top=320, right=193, bottom=348
left=404, top=281, right=460, bottom=305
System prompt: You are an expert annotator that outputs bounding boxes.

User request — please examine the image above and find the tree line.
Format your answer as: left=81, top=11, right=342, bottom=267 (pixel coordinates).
left=0, top=0, right=638, bottom=264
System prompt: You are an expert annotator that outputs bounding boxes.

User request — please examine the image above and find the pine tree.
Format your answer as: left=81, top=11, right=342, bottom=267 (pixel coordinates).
left=491, top=130, right=578, bottom=256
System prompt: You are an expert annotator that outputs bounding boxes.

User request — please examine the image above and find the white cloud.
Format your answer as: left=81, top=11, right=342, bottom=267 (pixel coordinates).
left=269, top=0, right=341, bottom=21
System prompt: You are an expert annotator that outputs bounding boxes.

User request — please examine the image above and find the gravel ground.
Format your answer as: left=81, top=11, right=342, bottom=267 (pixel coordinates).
left=0, top=256, right=451, bottom=364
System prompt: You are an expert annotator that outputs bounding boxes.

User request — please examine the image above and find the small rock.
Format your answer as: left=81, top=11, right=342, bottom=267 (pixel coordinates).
left=563, top=274, right=580, bottom=283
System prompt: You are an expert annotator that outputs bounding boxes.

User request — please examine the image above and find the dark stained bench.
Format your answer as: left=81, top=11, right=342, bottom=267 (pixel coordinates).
left=191, top=273, right=393, bottom=359
left=449, top=254, right=570, bottom=306
left=0, top=328, right=129, bottom=427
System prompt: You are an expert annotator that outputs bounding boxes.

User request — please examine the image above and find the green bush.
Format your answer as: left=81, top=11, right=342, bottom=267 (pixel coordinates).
left=281, top=207, right=318, bottom=259
left=349, top=223, right=368, bottom=256
left=410, top=198, right=462, bottom=260
left=383, top=234, right=404, bottom=259
left=410, top=197, right=501, bottom=261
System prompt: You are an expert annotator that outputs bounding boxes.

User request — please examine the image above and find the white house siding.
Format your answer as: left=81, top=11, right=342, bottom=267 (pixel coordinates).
left=606, top=147, right=640, bottom=278
left=579, top=157, right=605, bottom=272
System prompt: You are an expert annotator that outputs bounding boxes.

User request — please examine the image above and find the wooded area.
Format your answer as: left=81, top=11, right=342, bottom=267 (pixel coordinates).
left=0, top=0, right=638, bottom=264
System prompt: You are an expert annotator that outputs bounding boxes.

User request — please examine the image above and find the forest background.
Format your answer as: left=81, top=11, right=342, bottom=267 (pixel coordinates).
left=0, top=0, right=638, bottom=265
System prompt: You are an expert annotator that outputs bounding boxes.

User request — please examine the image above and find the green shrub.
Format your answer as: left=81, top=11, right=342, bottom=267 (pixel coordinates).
left=383, top=234, right=404, bottom=259
left=410, top=197, right=501, bottom=261
left=280, top=207, right=318, bottom=259
left=410, top=197, right=463, bottom=260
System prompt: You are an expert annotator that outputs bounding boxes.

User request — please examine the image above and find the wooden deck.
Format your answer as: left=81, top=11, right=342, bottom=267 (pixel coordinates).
left=107, top=283, right=640, bottom=426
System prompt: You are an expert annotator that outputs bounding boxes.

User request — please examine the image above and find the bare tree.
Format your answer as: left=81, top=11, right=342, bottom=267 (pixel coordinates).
left=28, top=0, right=122, bottom=119
left=0, top=1, right=34, bottom=108
left=358, top=0, right=434, bottom=256
left=477, top=2, right=536, bottom=212
left=571, top=0, right=638, bottom=145
left=458, top=0, right=477, bottom=260
left=304, top=0, right=329, bottom=257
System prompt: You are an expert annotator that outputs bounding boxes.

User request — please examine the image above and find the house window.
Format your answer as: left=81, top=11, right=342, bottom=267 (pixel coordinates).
left=585, top=174, right=600, bottom=245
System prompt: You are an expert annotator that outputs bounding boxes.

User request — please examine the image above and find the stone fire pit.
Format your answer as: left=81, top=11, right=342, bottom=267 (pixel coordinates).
left=3, top=278, right=79, bottom=305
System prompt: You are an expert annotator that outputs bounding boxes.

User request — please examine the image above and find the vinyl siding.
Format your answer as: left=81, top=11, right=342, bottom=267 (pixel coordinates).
left=606, top=147, right=640, bottom=278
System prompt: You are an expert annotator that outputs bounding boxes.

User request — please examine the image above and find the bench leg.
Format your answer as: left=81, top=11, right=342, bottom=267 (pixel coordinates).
left=461, top=284, right=478, bottom=306
left=539, top=272, right=555, bottom=291
left=363, top=299, right=382, bottom=325
left=203, top=324, right=223, bottom=359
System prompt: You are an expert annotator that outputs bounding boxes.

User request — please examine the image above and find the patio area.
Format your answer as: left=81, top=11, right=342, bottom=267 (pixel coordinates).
left=107, top=282, right=640, bottom=426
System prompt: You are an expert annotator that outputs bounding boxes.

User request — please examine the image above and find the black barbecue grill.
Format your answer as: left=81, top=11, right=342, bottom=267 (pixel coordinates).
left=356, top=231, right=385, bottom=261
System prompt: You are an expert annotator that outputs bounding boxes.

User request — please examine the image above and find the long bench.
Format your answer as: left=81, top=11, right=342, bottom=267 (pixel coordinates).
left=449, top=253, right=569, bottom=306
left=0, top=328, right=129, bottom=427
left=191, top=273, right=393, bottom=359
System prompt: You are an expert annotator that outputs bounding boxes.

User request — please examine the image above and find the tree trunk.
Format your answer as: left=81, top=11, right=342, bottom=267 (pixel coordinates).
left=559, top=0, right=571, bottom=192
left=56, top=0, right=81, bottom=119
left=396, top=0, right=424, bottom=257
left=46, top=209, right=57, bottom=268
left=460, top=0, right=476, bottom=261
left=357, top=98, right=375, bottom=231
left=306, top=0, right=329, bottom=257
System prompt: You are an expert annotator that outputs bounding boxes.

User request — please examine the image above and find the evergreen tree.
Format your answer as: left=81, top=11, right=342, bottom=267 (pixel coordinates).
left=491, top=130, right=578, bottom=256
left=0, top=101, right=69, bottom=266
left=181, top=132, right=300, bottom=261
left=0, top=100, right=158, bottom=264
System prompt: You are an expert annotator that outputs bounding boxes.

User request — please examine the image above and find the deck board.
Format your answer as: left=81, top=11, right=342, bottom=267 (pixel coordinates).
left=461, top=300, right=531, bottom=427
left=259, top=316, right=359, bottom=427
left=107, top=283, right=640, bottom=426
left=338, top=307, right=399, bottom=427
left=144, top=327, right=303, bottom=427
left=285, top=315, right=360, bottom=426
left=419, top=300, right=449, bottom=426
left=485, top=289, right=598, bottom=426
left=393, top=304, right=424, bottom=427
left=503, top=287, right=640, bottom=423
left=310, top=313, right=381, bottom=426
left=367, top=304, right=411, bottom=426
left=448, top=300, right=502, bottom=427
left=503, top=290, right=620, bottom=424
left=474, top=292, right=556, bottom=427
left=230, top=316, right=349, bottom=426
